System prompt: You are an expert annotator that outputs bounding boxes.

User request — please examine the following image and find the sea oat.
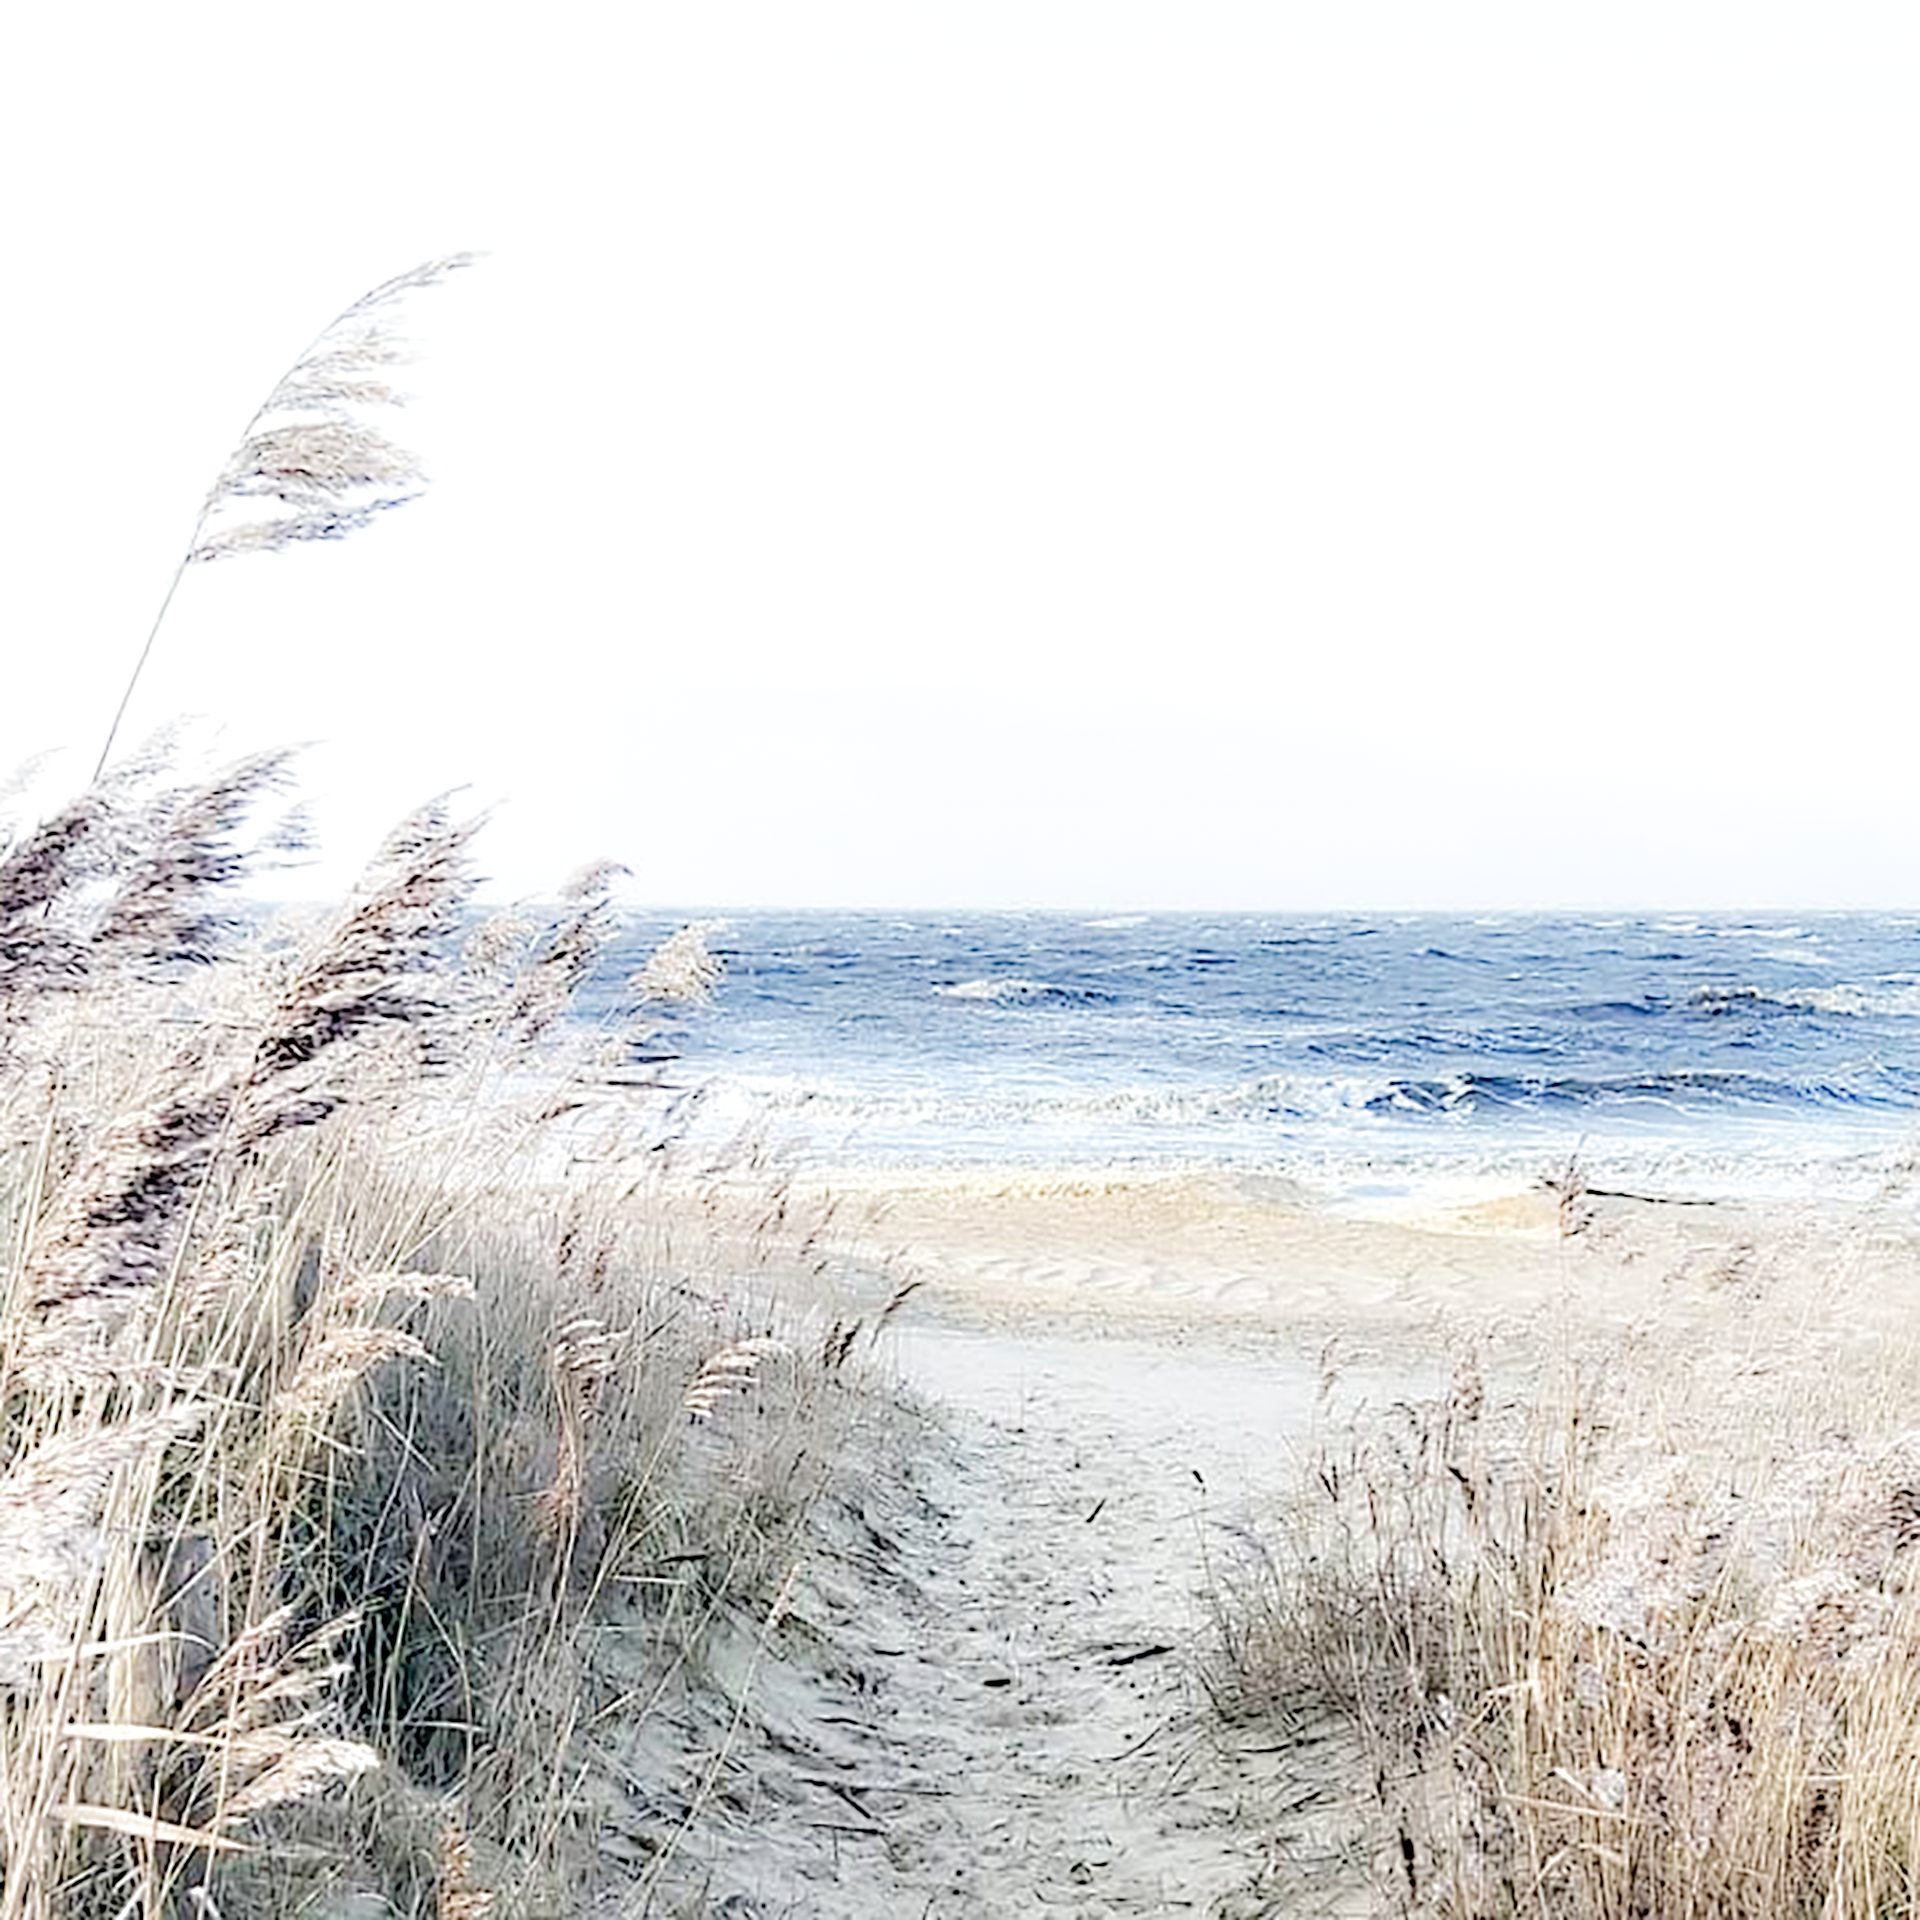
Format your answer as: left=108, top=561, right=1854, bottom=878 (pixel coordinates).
left=92, top=748, right=298, bottom=974
left=632, top=921, right=725, bottom=1006
left=0, top=1405, right=205, bottom=1685
left=162, top=1607, right=381, bottom=1843
left=13, top=1043, right=235, bottom=1378
left=275, top=1327, right=436, bottom=1426
left=91, top=257, right=473, bottom=788
left=187, top=256, right=476, bottom=569
left=217, top=1734, right=380, bottom=1820
left=462, top=906, right=537, bottom=988
left=0, top=785, right=112, bottom=1021
left=685, top=1336, right=790, bottom=1422
left=496, top=861, right=627, bottom=1047
left=536, top=1317, right=625, bottom=1540
left=232, top=796, right=478, bottom=1147
left=187, top=1606, right=355, bottom=1728
left=331, top=1270, right=476, bottom=1316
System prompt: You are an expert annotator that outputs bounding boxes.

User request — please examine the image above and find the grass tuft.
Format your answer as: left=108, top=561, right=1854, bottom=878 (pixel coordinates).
left=1210, top=1342, right=1920, bottom=1916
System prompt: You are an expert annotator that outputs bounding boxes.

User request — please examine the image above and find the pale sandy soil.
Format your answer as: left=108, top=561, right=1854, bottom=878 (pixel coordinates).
left=640, top=1167, right=1920, bottom=1917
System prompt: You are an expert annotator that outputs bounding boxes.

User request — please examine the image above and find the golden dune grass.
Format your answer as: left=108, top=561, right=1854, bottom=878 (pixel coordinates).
left=1210, top=1336, right=1920, bottom=1916
left=0, top=263, right=881, bottom=1920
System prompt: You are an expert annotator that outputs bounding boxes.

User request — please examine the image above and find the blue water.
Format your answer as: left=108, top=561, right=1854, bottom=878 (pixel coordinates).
left=590, top=913, right=1920, bottom=1204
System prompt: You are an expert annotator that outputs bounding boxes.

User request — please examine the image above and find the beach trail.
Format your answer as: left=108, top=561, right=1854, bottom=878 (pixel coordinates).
left=698, top=1315, right=1416, bottom=1917
left=868, top=1324, right=1403, bottom=1916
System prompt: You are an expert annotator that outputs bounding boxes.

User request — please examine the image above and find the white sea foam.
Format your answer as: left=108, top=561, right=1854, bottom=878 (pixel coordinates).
left=1691, top=979, right=1920, bottom=1019
left=1798, top=980, right=1920, bottom=1018
left=935, top=977, right=1059, bottom=1003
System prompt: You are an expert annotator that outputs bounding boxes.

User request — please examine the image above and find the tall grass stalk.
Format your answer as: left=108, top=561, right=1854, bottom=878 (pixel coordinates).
left=94, top=255, right=476, bottom=781
left=3, top=264, right=881, bottom=1919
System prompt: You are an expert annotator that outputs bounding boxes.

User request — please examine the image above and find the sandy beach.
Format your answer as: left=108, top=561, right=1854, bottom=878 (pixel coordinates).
left=655, top=1165, right=1920, bottom=1916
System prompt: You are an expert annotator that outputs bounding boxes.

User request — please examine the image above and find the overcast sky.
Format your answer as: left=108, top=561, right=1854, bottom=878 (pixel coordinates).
left=4, top=7, right=1916, bottom=910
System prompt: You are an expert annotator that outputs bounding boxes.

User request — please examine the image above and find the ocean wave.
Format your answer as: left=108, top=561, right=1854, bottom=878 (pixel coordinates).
left=704, top=1062, right=1916, bottom=1136
left=1566, top=982, right=1920, bottom=1023
left=1797, top=981, right=1920, bottom=1019
left=1694, top=982, right=1920, bottom=1021
left=1686, top=985, right=1819, bottom=1018
left=1365, top=1069, right=1901, bottom=1117
left=716, top=1071, right=1318, bottom=1128
left=933, top=977, right=1116, bottom=1007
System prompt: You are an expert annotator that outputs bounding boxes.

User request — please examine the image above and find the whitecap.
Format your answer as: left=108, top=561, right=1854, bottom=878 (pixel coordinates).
left=935, top=977, right=1057, bottom=1003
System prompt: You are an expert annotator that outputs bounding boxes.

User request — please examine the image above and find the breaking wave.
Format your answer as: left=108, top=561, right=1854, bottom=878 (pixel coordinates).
left=933, top=977, right=1117, bottom=1007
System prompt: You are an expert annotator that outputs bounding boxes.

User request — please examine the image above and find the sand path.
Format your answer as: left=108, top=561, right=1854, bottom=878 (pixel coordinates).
left=699, top=1314, right=1419, bottom=1917
left=884, top=1328, right=1301, bottom=1915
left=867, top=1323, right=1414, bottom=1917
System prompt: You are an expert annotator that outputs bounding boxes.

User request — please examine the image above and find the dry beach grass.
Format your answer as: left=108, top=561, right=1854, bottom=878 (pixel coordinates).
left=0, top=756, right=898, bottom=1919
left=0, top=261, right=904, bottom=1919
left=1205, top=1196, right=1920, bottom=1917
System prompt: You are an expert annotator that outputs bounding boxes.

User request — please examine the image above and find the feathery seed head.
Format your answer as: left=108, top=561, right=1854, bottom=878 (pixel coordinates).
left=188, top=254, right=475, bottom=568
left=218, top=1736, right=381, bottom=1821
left=685, top=1336, right=791, bottom=1422
left=93, top=748, right=298, bottom=974
left=275, top=1326, right=436, bottom=1427
left=494, top=860, right=627, bottom=1047
left=632, top=919, right=726, bottom=1006
left=0, top=1405, right=206, bottom=1686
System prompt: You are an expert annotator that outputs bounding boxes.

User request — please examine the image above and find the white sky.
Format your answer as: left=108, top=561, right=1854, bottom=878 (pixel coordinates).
left=3, top=7, right=1916, bottom=910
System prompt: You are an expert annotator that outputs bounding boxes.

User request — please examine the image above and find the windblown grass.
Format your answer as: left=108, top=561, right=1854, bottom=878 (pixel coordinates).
left=0, top=753, right=876, bottom=1919
left=1, top=263, right=894, bottom=1919
left=1209, top=1333, right=1920, bottom=1916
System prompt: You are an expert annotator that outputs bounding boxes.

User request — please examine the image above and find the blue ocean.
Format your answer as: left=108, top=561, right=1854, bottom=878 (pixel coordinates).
left=594, top=913, right=1920, bottom=1208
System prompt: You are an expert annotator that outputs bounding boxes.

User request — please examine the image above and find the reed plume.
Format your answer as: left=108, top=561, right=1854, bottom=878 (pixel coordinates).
left=231, top=795, right=478, bottom=1148
left=535, top=1316, right=625, bottom=1543
left=92, top=747, right=300, bottom=976
left=632, top=920, right=725, bottom=1006
left=0, top=1406, right=205, bottom=1687
left=12, top=795, right=476, bottom=1383
left=494, top=860, right=627, bottom=1050
left=95, top=254, right=475, bottom=779
left=0, top=788, right=118, bottom=1023
left=684, top=1336, right=790, bottom=1423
